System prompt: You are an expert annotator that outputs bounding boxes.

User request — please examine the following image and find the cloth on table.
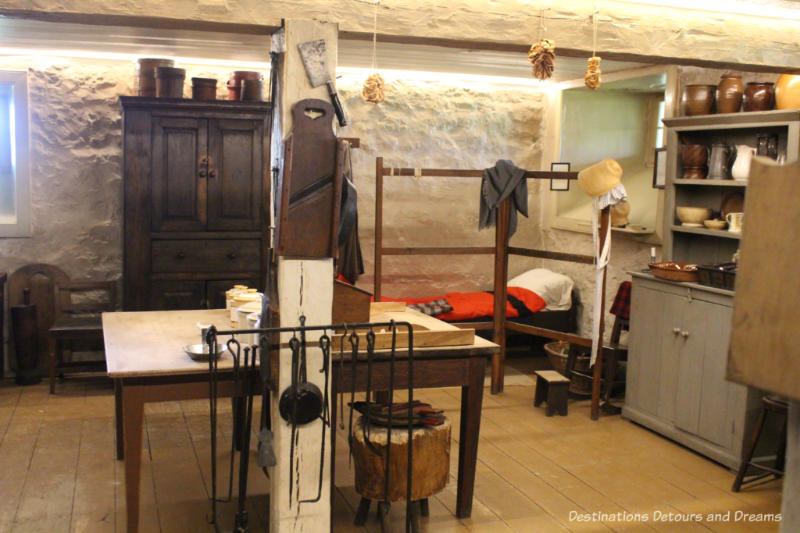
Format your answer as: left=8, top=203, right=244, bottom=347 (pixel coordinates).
left=385, top=286, right=546, bottom=322
left=479, top=160, right=528, bottom=238
left=609, top=281, right=632, bottom=321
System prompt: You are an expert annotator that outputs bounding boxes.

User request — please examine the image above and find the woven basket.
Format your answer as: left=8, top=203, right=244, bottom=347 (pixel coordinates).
left=544, top=341, right=590, bottom=376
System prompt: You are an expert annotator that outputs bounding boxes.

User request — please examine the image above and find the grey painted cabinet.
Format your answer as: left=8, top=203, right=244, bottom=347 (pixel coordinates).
left=624, top=273, right=763, bottom=469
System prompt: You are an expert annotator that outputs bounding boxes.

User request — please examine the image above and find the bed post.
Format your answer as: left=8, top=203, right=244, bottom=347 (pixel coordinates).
left=590, top=206, right=611, bottom=420
left=374, top=156, right=384, bottom=301
left=491, top=198, right=511, bottom=394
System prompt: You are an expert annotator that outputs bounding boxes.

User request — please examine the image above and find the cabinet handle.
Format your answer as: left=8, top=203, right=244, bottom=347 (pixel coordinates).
left=176, top=252, right=186, bottom=259
left=681, top=330, right=690, bottom=338
left=227, top=252, right=238, bottom=260
left=672, top=327, right=681, bottom=335
left=208, top=169, right=217, bottom=178
left=198, top=169, right=207, bottom=178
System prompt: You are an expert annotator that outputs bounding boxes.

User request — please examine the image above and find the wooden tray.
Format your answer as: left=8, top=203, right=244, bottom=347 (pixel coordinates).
left=648, top=262, right=699, bottom=282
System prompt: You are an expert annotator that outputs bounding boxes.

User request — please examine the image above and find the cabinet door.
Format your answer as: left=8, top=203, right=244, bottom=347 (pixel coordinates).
left=151, top=117, right=208, bottom=231
left=207, top=119, right=264, bottom=231
left=627, top=285, right=669, bottom=416
left=697, top=302, right=735, bottom=449
left=150, top=280, right=205, bottom=310
left=674, top=297, right=708, bottom=435
left=656, top=291, right=688, bottom=424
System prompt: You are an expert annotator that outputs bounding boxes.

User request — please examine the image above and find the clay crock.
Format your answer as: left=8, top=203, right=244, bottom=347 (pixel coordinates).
left=682, top=85, right=716, bottom=116
left=743, top=82, right=775, bottom=112
left=716, top=73, right=743, bottom=114
left=226, top=71, right=263, bottom=101
left=681, top=144, right=708, bottom=179
left=775, top=74, right=800, bottom=110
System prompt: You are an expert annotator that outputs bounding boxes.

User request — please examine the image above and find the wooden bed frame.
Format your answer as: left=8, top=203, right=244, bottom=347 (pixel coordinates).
left=372, top=157, right=614, bottom=419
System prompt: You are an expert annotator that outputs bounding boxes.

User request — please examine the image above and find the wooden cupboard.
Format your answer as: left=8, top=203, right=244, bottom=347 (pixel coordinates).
left=121, top=97, right=271, bottom=310
left=624, top=273, right=766, bottom=469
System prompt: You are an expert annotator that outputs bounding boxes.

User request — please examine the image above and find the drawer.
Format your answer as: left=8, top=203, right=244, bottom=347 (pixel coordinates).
left=152, top=239, right=261, bottom=273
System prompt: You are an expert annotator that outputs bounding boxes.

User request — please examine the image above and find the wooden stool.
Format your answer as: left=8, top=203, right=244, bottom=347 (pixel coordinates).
left=534, top=370, right=569, bottom=416
left=732, top=396, right=788, bottom=492
left=351, top=416, right=450, bottom=532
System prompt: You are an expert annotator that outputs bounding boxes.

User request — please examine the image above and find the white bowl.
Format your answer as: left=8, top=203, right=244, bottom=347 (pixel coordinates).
left=676, top=206, right=713, bottom=225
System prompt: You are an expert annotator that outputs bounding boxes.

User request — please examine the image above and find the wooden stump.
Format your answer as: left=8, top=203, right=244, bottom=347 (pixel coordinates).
left=351, top=416, right=450, bottom=502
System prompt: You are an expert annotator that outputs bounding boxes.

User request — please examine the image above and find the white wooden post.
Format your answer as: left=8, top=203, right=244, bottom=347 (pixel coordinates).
left=270, top=19, right=338, bottom=533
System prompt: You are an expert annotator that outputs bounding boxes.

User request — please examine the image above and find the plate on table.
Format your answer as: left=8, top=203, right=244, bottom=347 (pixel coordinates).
left=183, top=343, right=228, bottom=362
left=720, top=191, right=744, bottom=218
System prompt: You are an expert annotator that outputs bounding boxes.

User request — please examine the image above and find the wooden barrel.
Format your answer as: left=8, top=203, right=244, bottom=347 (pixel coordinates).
left=191, top=77, right=217, bottom=100
left=351, top=416, right=450, bottom=502
left=155, top=67, right=186, bottom=98
left=135, top=58, right=174, bottom=97
left=226, top=70, right=263, bottom=101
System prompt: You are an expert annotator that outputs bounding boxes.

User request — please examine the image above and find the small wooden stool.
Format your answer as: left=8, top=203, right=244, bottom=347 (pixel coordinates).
left=534, top=370, right=570, bottom=416
left=732, top=396, right=788, bottom=492
left=351, top=416, right=450, bottom=532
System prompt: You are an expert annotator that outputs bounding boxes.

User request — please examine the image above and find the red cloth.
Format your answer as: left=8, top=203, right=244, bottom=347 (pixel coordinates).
left=382, top=287, right=546, bottom=321
left=610, top=281, right=632, bottom=320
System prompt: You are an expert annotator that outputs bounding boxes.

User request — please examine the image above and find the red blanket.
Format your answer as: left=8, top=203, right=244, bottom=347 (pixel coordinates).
left=383, top=287, right=546, bottom=322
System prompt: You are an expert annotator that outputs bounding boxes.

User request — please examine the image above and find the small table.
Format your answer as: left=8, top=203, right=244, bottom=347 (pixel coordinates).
left=104, top=309, right=497, bottom=533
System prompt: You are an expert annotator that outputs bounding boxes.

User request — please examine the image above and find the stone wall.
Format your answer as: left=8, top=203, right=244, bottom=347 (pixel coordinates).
left=1, top=1, right=799, bottom=70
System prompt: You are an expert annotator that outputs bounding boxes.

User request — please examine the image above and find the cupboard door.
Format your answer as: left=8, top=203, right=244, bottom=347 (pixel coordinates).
left=674, top=297, right=710, bottom=435
left=150, top=280, right=204, bottom=310
left=151, top=117, right=208, bottom=231
left=207, top=119, right=263, bottom=231
left=697, top=302, right=735, bottom=448
left=627, top=285, right=667, bottom=416
left=656, top=291, right=687, bottom=424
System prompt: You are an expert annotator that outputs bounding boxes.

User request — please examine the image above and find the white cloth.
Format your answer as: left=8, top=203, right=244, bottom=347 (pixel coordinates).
left=589, top=184, right=627, bottom=366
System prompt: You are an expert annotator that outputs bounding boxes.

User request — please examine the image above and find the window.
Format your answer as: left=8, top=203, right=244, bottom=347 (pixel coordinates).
left=0, top=70, right=30, bottom=237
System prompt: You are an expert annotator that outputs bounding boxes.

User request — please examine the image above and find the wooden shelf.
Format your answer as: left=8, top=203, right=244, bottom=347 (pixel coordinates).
left=673, top=179, right=747, bottom=187
left=671, top=225, right=741, bottom=239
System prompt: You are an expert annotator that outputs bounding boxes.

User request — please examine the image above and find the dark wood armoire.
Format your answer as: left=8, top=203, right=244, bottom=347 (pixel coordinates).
left=120, top=97, right=272, bottom=310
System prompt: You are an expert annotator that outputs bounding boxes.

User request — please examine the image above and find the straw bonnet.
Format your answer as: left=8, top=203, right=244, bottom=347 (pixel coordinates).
left=577, top=159, right=623, bottom=197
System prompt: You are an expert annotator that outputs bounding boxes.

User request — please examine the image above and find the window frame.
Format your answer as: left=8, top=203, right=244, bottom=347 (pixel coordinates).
left=0, top=70, right=31, bottom=238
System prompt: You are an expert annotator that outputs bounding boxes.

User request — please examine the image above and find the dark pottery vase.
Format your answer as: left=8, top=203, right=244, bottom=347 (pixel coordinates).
left=716, top=73, right=743, bottom=113
left=681, top=144, right=708, bottom=179
left=743, top=82, right=775, bottom=112
left=682, top=84, right=716, bottom=116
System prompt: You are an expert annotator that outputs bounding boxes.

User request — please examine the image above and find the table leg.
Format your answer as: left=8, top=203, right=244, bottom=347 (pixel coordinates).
left=48, top=337, right=57, bottom=394
left=115, top=379, right=124, bottom=460
left=456, top=357, right=485, bottom=518
left=122, top=385, right=145, bottom=533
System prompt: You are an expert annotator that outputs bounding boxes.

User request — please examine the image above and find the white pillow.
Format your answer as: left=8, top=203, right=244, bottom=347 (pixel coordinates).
left=508, top=268, right=574, bottom=311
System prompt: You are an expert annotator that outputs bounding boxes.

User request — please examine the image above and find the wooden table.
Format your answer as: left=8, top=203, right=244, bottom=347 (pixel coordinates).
left=104, top=309, right=498, bottom=533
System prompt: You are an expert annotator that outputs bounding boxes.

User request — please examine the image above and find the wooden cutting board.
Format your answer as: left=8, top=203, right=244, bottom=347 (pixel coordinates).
left=277, top=98, right=343, bottom=258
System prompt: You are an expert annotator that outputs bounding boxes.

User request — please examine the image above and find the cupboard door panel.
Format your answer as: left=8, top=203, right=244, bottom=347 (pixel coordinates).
left=674, top=297, right=708, bottom=435
left=627, top=285, right=665, bottom=415
left=208, top=119, right=263, bottom=231
left=151, top=117, right=207, bottom=231
left=150, top=280, right=204, bottom=310
left=656, top=291, right=686, bottom=424
left=698, top=302, right=734, bottom=448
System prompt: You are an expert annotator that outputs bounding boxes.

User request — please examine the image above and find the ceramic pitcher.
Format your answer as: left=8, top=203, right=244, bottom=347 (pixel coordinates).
left=731, top=144, right=756, bottom=181
left=708, top=143, right=735, bottom=179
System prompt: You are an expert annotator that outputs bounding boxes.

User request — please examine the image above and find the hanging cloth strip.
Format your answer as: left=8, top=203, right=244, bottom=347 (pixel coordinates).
left=589, top=183, right=627, bottom=366
left=336, top=143, right=365, bottom=283
left=479, top=159, right=528, bottom=238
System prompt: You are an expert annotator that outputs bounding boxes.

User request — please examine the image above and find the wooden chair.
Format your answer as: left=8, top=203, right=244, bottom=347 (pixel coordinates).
left=48, top=281, right=116, bottom=393
left=732, top=396, right=788, bottom=492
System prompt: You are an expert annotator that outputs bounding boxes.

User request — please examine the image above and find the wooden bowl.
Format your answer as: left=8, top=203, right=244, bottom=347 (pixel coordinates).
left=648, top=262, right=700, bottom=282
left=676, top=206, right=713, bottom=225
left=703, top=219, right=727, bottom=230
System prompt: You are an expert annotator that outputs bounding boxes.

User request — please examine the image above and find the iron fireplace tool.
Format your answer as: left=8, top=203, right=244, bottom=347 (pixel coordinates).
left=231, top=344, right=257, bottom=533
left=256, top=333, right=276, bottom=473
left=298, top=330, right=332, bottom=504
left=338, top=326, right=346, bottom=430
left=347, top=329, right=360, bottom=465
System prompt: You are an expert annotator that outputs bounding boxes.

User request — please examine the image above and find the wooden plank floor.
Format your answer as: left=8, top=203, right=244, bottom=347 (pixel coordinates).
left=0, top=370, right=782, bottom=533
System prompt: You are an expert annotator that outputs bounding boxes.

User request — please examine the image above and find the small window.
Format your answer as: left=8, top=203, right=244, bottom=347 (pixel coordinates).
left=0, top=70, right=31, bottom=237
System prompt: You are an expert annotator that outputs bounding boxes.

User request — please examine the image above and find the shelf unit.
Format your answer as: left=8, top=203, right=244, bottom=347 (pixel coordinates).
left=663, top=109, right=800, bottom=266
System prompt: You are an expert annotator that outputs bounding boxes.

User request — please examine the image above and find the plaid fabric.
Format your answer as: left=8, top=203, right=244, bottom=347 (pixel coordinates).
left=409, top=298, right=453, bottom=316
left=610, top=281, right=632, bottom=320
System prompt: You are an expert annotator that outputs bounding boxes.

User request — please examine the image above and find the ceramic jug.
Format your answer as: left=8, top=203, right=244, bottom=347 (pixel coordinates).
left=708, top=143, right=735, bottom=179
left=731, top=145, right=756, bottom=181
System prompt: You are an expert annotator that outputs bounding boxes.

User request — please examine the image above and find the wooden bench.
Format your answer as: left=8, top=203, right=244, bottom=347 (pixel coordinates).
left=533, top=370, right=570, bottom=416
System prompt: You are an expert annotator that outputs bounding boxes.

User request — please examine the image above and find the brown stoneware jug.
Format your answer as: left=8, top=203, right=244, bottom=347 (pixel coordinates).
left=682, top=84, right=716, bottom=116
left=681, top=144, right=708, bottom=179
left=743, top=82, right=775, bottom=112
left=716, top=73, right=743, bottom=113
left=776, top=74, right=800, bottom=110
